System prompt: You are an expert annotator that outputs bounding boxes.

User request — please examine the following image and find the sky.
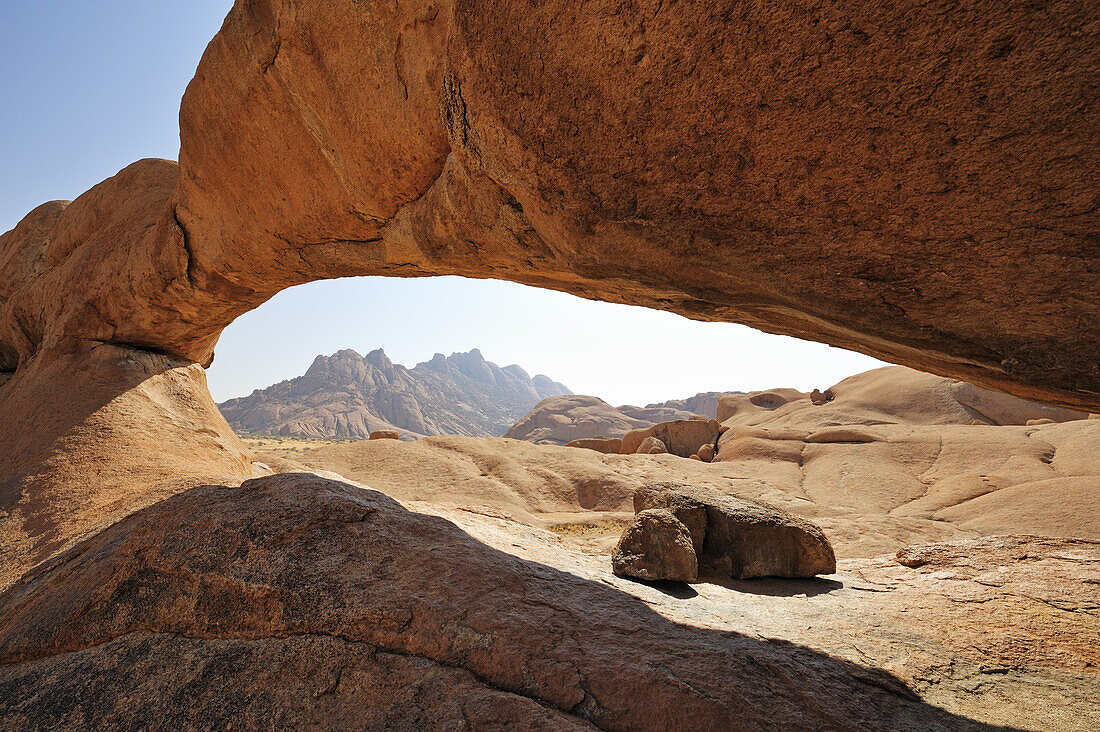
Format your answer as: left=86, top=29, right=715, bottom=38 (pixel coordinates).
left=1, top=3, right=885, bottom=407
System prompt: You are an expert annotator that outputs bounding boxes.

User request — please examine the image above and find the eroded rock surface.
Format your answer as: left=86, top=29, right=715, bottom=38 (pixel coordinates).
left=0, top=0, right=1097, bottom=592
left=3, top=1, right=1096, bottom=412
left=611, top=508, right=699, bottom=582
left=0, top=474, right=989, bottom=730
left=0, top=474, right=1096, bottom=731
left=622, top=418, right=722, bottom=458
left=3, top=473, right=1087, bottom=731
left=633, top=482, right=836, bottom=580
left=253, top=410, right=1100, bottom=562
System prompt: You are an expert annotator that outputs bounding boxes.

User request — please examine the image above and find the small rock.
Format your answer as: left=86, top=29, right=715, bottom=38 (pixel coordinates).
left=612, top=508, right=698, bottom=582
left=636, top=436, right=668, bottom=454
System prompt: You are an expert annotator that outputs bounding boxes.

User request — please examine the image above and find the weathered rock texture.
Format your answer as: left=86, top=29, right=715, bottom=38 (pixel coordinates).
left=611, top=508, right=699, bottom=582
left=218, top=347, right=570, bottom=439
left=505, top=395, right=659, bottom=445
left=0, top=474, right=1096, bottom=730
left=3, top=0, right=1097, bottom=411
left=1, top=3, right=1098, bottom=726
left=622, top=418, right=723, bottom=457
left=564, top=437, right=623, bottom=454
left=263, top=374, right=1099, bottom=561
left=632, top=482, right=837, bottom=579
left=1, top=473, right=1083, bottom=731
left=0, top=0, right=1097, bottom=581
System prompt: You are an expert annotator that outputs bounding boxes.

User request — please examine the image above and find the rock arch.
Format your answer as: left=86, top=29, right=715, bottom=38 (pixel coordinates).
left=1, top=0, right=1097, bottom=580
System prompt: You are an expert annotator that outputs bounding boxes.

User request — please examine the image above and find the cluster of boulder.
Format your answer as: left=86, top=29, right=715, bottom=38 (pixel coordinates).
left=612, top=482, right=836, bottom=583
left=567, top=417, right=725, bottom=462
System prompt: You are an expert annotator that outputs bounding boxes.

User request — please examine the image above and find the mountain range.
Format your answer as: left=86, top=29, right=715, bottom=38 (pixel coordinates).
left=218, top=348, right=572, bottom=439
left=218, top=348, right=734, bottom=441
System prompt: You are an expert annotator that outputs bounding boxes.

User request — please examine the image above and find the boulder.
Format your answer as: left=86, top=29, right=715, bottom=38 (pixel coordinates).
left=611, top=508, right=698, bottom=582
left=564, top=437, right=623, bottom=454
left=636, top=436, right=668, bottom=454
left=369, top=430, right=400, bottom=440
left=696, top=444, right=715, bottom=462
left=632, top=483, right=836, bottom=579
left=622, top=419, right=722, bottom=458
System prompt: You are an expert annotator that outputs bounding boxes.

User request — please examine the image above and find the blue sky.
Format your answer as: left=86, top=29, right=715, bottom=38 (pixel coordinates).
left=1, top=3, right=884, bottom=406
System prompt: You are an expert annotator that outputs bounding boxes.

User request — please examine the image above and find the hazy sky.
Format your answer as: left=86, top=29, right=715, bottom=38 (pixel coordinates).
left=2, top=3, right=885, bottom=406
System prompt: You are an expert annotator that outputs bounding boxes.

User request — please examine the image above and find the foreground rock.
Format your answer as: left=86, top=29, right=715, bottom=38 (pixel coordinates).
left=1, top=474, right=1096, bottom=730
left=0, top=474, right=1001, bottom=730
left=612, top=508, right=699, bottom=582
left=624, top=483, right=836, bottom=580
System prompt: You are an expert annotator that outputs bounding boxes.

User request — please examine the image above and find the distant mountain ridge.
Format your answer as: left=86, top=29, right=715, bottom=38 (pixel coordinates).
left=218, top=348, right=571, bottom=439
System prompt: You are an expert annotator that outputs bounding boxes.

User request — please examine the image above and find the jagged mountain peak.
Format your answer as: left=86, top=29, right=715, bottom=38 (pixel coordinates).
left=219, top=348, right=571, bottom=440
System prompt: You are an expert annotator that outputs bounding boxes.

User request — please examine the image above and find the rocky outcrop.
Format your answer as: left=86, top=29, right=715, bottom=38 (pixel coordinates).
left=0, top=474, right=989, bottom=730
left=0, top=0, right=1096, bottom=598
left=0, top=4, right=1098, bottom=726
left=632, top=483, right=836, bottom=580
left=505, top=395, right=660, bottom=445
left=618, top=391, right=729, bottom=422
left=2, top=473, right=1094, bottom=730
left=368, top=429, right=399, bottom=440
left=509, top=392, right=734, bottom=446
left=250, top=403, right=1100, bottom=560
left=218, top=348, right=570, bottom=439
left=622, top=418, right=722, bottom=458
left=4, top=1, right=1096, bottom=416
left=717, top=367, right=1088, bottom=433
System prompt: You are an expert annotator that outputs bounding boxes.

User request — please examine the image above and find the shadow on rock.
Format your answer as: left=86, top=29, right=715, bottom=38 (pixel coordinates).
left=705, top=575, right=846, bottom=598
left=0, top=473, right=1018, bottom=731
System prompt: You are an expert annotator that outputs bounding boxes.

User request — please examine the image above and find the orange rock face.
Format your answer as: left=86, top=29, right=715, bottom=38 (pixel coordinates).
left=0, top=5, right=1098, bottom=722
left=0, top=0, right=1095, bottom=594
left=2, top=0, right=1097, bottom=402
